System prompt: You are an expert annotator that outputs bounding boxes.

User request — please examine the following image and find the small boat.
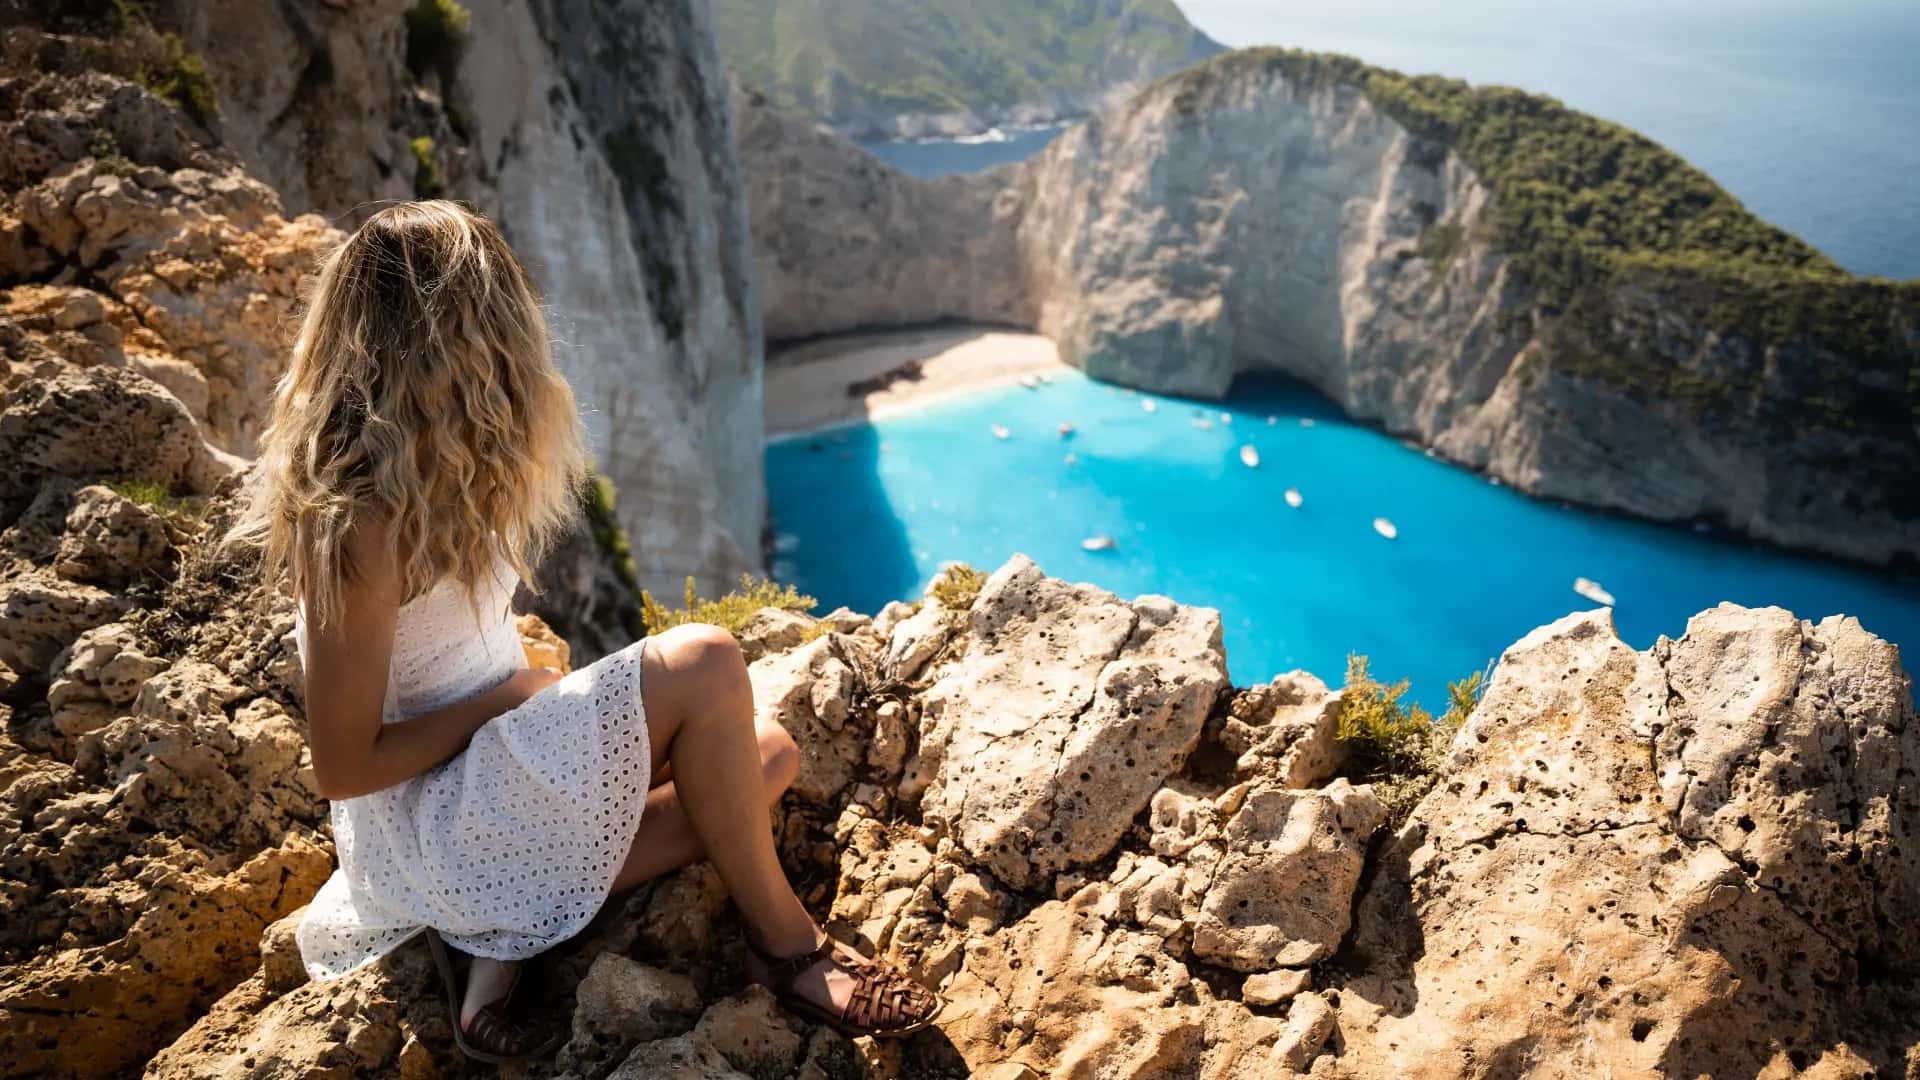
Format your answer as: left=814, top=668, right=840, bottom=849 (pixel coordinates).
left=1141, top=399, right=1158, bottom=413
left=1019, top=374, right=1041, bottom=389
left=1057, top=422, right=1075, bottom=438
left=1219, top=412, right=1233, bottom=425
left=1082, top=534, right=1117, bottom=551
left=1239, top=445, right=1260, bottom=468
left=1192, top=418, right=1215, bottom=430
left=1284, top=488, right=1303, bottom=508
left=991, top=424, right=1011, bottom=440
left=1266, top=415, right=1278, bottom=425
left=1063, top=452, right=1078, bottom=465
left=1299, top=418, right=1316, bottom=428
left=1373, top=517, right=1398, bottom=540
left=1573, top=577, right=1617, bottom=607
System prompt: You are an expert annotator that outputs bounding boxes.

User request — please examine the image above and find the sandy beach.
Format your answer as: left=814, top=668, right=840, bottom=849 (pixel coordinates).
left=764, top=325, right=1071, bottom=438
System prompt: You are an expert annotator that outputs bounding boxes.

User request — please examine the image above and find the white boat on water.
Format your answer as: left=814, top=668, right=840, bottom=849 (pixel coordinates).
left=1284, top=488, right=1303, bottom=508
left=1220, top=413, right=1233, bottom=425
left=1082, top=534, right=1117, bottom=551
left=1267, top=415, right=1278, bottom=425
left=991, top=424, right=1011, bottom=440
left=1192, top=417, right=1215, bottom=430
left=1064, top=452, right=1078, bottom=465
left=1239, top=445, right=1260, bottom=468
left=1141, top=399, right=1158, bottom=413
left=1057, top=422, right=1075, bottom=438
left=1574, top=577, right=1617, bottom=606
left=1300, top=418, right=1316, bottom=428
left=1373, top=517, right=1398, bottom=540
left=1019, top=374, right=1041, bottom=389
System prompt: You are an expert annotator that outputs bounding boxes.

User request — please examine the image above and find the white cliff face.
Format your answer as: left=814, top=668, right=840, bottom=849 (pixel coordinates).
left=739, top=63, right=1920, bottom=566
left=462, top=0, right=764, bottom=597
left=732, top=87, right=1029, bottom=343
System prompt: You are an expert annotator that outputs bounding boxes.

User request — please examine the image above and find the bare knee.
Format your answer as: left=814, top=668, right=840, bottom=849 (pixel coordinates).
left=657, top=623, right=745, bottom=681
left=653, top=623, right=750, bottom=714
left=758, top=719, right=800, bottom=796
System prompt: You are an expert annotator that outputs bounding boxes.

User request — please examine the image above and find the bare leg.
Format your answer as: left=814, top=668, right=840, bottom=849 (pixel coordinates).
left=610, top=717, right=799, bottom=893
left=635, top=625, right=857, bottom=1012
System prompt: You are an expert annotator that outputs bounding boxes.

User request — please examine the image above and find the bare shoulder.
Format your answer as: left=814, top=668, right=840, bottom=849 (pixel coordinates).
left=339, top=510, right=403, bottom=602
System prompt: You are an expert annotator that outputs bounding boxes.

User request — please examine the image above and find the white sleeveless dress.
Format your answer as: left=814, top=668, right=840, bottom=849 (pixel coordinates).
left=291, top=551, right=652, bottom=979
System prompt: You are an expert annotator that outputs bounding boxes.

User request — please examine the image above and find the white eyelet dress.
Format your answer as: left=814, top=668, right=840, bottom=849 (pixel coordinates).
left=291, top=551, right=652, bottom=980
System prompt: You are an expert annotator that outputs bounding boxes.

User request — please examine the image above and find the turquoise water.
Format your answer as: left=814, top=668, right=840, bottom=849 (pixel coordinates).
left=863, top=1, right=1920, bottom=279
left=857, top=125, right=1066, bottom=178
left=765, top=370, right=1920, bottom=705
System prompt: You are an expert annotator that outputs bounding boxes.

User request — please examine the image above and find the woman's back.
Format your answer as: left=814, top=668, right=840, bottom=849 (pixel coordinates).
left=293, top=552, right=524, bottom=726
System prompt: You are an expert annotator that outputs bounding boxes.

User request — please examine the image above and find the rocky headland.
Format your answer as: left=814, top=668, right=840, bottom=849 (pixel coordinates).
left=711, top=0, right=1223, bottom=140
left=737, top=50, right=1920, bottom=569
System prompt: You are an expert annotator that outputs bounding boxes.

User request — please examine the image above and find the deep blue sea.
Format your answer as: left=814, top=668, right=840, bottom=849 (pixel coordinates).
left=856, top=125, right=1066, bottom=178
left=766, top=371, right=1920, bottom=705
left=863, top=0, right=1920, bottom=279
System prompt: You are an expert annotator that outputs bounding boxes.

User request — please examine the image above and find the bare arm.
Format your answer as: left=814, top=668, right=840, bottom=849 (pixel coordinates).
left=301, top=518, right=559, bottom=801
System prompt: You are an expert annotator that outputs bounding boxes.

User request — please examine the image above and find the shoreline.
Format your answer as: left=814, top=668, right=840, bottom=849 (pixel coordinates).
left=763, top=325, right=1072, bottom=440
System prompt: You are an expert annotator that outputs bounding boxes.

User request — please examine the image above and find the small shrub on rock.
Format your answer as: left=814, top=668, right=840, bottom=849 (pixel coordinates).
left=404, top=0, right=470, bottom=85
left=927, top=562, right=985, bottom=612
left=1337, top=656, right=1485, bottom=824
left=136, top=32, right=217, bottom=126
left=642, top=575, right=817, bottom=637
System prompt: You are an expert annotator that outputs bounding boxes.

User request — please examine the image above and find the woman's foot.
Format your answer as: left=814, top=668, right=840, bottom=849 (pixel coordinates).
left=425, top=930, right=558, bottom=1063
left=743, top=924, right=944, bottom=1038
left=462, top=957, right=522, bottom=1031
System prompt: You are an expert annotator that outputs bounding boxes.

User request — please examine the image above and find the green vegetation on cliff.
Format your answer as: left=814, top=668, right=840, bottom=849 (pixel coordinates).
left=1161, top=49, right=1920, bottom=460
left=713, top=0, right=1222, bottom=126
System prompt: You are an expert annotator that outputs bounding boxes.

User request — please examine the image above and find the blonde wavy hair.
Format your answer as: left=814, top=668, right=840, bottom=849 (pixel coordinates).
left=225, top=200, right=588, bottom=629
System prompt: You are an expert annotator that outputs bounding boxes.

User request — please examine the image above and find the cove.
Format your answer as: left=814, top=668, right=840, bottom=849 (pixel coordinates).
left=765, top=369, right=1920, bottom=706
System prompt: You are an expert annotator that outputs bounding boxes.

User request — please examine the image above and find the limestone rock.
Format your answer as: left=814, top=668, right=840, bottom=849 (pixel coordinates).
left=52, top=483, right=172, bottom=582
left=915, top=555, right=1229, bottom=887
left=1222, top=671, right=1347, bottom=788
left=515, top=612, right=573, bottom=672
left=1242, top=968, right=1310, bottom=1008
left=1191, top=780, right=1383, bottom=970
left=1272, top=991, right=1335, bottom=1071
left=570, top=953, right=703, bottom=1049
left=880, top=596, right=953, bottom=683
left=0, top=565, right=130, bottom=676
left=1332, top=606, right=1920, bottom=1077
left=47, top=621, right=167, bottom=737
left=0, top=366, right=201, bottom=500
left=737, top=605, right=818, bottom=663
left=690, top=986, right=807, bottom=1077
left=748, top=634, right=875, bottom=804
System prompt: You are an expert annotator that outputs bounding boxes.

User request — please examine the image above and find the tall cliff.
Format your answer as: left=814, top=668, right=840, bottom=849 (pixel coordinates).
left=714, top=0, right=1223, bottom=138
left=740, top=49, right=1920, bottom=568
left=52, top=0, right=768, bottom=601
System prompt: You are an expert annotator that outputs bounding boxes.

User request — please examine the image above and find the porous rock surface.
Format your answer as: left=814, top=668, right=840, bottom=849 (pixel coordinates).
left=9, top=538, right=1910, bottom=1078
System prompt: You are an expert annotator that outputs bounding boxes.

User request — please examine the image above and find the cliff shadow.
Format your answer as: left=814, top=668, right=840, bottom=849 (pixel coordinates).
left=765, top=421, right=923, bottom=619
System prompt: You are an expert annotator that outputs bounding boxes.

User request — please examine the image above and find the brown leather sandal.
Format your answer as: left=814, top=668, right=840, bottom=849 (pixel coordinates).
left=425, top=928, right=561, bottom=1064
left=744, top=930, right=944, bottom=1039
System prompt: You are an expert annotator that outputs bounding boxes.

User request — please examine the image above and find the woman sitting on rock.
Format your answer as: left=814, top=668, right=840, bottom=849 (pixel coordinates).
left=222, top=200, right=942, bottom=1062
